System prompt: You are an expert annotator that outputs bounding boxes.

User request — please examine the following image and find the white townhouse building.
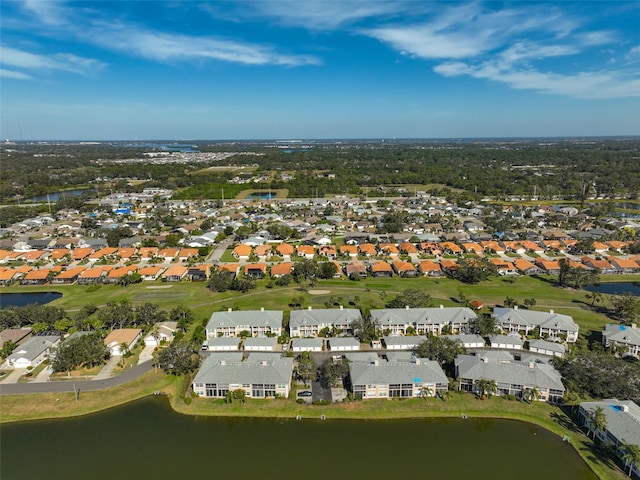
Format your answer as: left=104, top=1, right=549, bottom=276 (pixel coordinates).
left=579, top=399, right=640, bottom=478
left=205, top=308, right=283, bottom=338
left=192, top=353, right=294, bottom=399
left=349, top=354, right=448, bottom=400
left=455, top=353, right=565, bottom=402
left=289, top=307, right=361, bottom=337
left=493, top=307, right=579, bottom=343
left=602, top=324, right=640, bottom=357
left=370, top=306, right=477, bottom=336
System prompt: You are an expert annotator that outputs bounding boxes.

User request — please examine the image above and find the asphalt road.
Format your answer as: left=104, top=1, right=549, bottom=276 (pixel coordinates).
left=0, top=360, right=153, bottom=395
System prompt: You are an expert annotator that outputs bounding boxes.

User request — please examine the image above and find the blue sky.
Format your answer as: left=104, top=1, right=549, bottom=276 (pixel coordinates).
left=1, top=0, right=639, bottom=140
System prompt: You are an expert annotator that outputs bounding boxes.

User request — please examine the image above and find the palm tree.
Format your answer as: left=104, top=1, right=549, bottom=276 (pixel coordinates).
left=420, top=385, right=433, bottom=401
left=475, top=379, right=498, bottom=400
left=621, top=442, right=640, bottom=477
left=587, top=406, right=607, bottom=439
left=504, top=297, right=517, bottom=309
left=440, top=390, right=451, bottom=403
left=522, top=386, right=541, bottom=403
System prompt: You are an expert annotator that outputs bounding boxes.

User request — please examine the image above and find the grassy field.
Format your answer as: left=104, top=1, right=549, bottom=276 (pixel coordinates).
left=0, top=370, right=176, bottom=424
left=4, top=274, right=638, bottom=340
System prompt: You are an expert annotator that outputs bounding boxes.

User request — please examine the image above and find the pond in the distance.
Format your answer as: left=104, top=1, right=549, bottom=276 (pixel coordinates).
left=0, top=292, right=62, bottom=308
left=0, top=396, right=597, bottom=480
left=585, top=282, right=640, bottom=296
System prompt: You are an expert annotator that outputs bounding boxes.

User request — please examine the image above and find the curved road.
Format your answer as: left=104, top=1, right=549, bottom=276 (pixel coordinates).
left=0, top=360, right=153, bottom=395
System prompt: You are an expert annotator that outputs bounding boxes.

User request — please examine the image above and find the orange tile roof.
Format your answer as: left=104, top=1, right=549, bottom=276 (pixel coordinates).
left=138, top=247, right=159, bottom=258
left=275, top=243, right=294, bottom=255
left=179, top=248, right=199, bottom=258
left=117, top=248, right=136, bottom=258
left=0, top=269, right=19, bottom=281
left=440, top=242, right=463, bottom=253
left=462, top=242, right=483, bottom=253
left=392, top=260, right=416, bottom=272
left=138, top=266, right=165, bottom=276
left=80, top=266, right=113, bottom=278
left=50, top=249, right=70, bottom=260
left=217, top=263, right=240, bottom=274
left=371, top=261, right=393, bottom=272
left=418, top=260, right=442, bottom=272
left=296, top=245, right=315, bottom=256
left=514, top=258, right=537, bottom=271
left=22, top=269, right=52, bottom=280
left=159, top=248, right=179, bottom=258
left=270, top=262, right=293, bottom=276
left=233, top=244, right=252, bottom=257
left=379, top=243, right=399, bottom=254
left=318, top=245, right=337, bottom=255
left=55, top=266, right=86, bottom=280
left=21, top=250, right=47, bottom=261
left=162, top=265, right=188, bottom=277
left=339, top=245, right=358, bottom=255
left=610, top=258, right=639, bottom=269
left=254, top=245, right=272, bottom=256
left=399, top=243, right=418, bottom=253
left=89, top=247, right=118, bottom=259
left=358, top=243, right=377, bottom=255
left=72, top=247, right=93, bottom=260
left=440, top=259, right=458, bottom=270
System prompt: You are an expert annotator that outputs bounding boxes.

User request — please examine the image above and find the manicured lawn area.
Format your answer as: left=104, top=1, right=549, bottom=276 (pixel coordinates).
left=0, top=370, right=176, bottom=424
left=5, top=274, right=638, bottom=341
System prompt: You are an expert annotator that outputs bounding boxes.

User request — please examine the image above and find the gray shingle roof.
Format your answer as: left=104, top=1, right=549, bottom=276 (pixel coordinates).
left=493, top=307, right=578, bottom=333
left=290, top=308, right=361, bottom=329
left=193, top=353, right=293, bottom=386
left=580, top=399, right=640, bottom=447
left=455, top=354, right=564, bottom=391
left=206, top=310, right=283, bottom=330
left=527, top=339, right=566, bottom=354
left=604, top=324, right=640, bottom=347
left=350, top=357, right=448, bottom=386
left=328, top=337, right=361, bottom=348
left=371, top=307, right=477, bottom=326
left=6, top=335, right=60, bottom=362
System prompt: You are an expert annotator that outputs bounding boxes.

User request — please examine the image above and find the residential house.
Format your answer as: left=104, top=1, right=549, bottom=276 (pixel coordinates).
left=358, top=243, right=377, bottom=257
left=379, top=243, right=400, bottom=256
left=289, top=307, right=361, bottom=337
left=20, top=269, right=53, bottom=285
left=493, top=307, right=579, bottom=342
left=609, top=258, right=640, bottom=274
left=578, top=399, right=640, bottom=477
left=455, top=353, right=565, bottom=402
left=349, top=355, right=448, bottom=399
left=232, top=243, right=252, bottom=260
left=0, top=328, right=32, bottom=349
left=187, top=265, right=211, bottom=282
left=275, top=243, right=294, bottom=258
left=371, top=261, right=393, bottom=278
left=417, top=260, right=443, bottom=277
left=162, top=265, right=188, bottom=282
left=50, top=266, right=86, bottom=285
left=206, top=308, right=283, bottom=338
left=535, top=259, right=561, bottom=275
left=602, top=324, right=640, bottom=357
left=345, top=261, right=367, bottom=278
left=270, top=262, right=293, bottom=278
left=158, top=248, right=179, bottom=261
left=514, top=258, right=543, bottom=275
left=104, top=328, right=142, bottom=356
left=192, top=352, right=294, bottom=399
left=244, top=263, right=267, bottom=279
left=205, top=337, right=241, bottom=352
left=5, top=335, right=60, bottom=368
left=296, top=245, right=315, bottom=259
left=137, top=266, right=165, bottom=281
left=0, top=267, right=20, bottom=286
left=339, top=244, right=358, bottom=258
left=392, top=260, right=418, bottom=277
left=105, top=265, right=137, bottom=284
left=254, top=245, right=272, bottom=258
left=217, top=263, right=240, bottom=277
left=144, top=321, right=179, bottom=346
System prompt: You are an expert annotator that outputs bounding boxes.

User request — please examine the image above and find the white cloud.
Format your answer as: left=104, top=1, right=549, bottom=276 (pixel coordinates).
left=81, top=22, right=320, bottom=67
left=0, top=45, right=105, bottom=75
left=20, top=0, right=68, bottom=26
left=243, top=0, right=411, bottom=30
left=435, top=60, right=640, bottom=99
left=0, top=68, right=33, bottom=80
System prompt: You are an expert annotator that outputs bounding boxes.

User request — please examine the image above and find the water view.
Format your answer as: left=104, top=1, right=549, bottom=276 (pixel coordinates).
left=247, top=191, right=276, bottom=200
left=0, top=396, right=597, bottom=480
left=31, top=188, right=96, bottom=203
left=585, top=282, right=640, bottom=296
left=0, top=292, right=62, bottom=308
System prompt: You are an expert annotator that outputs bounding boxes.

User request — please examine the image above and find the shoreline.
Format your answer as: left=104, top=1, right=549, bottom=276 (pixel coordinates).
left=0, top=373, right=624, bottom=480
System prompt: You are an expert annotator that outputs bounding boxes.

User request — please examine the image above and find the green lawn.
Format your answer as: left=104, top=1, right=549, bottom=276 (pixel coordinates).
left=4, top=273, right=638, bottom=340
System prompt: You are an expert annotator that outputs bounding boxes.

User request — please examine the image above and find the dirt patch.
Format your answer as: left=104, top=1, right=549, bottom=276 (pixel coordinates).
left=146, top=285, right=174, bottom=289
left=308, top=289, right=330, bottom=295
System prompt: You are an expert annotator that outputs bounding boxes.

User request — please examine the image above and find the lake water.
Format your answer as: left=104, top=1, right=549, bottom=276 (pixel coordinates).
left=31, top=188, right=96, bottom=202
left=0, top=396, right=597, bottom=480
left=585, top=282, right=640, bottom=296
left=0, top=292, right=62, bottom=308
left=247, top=191, right=275, bottom=200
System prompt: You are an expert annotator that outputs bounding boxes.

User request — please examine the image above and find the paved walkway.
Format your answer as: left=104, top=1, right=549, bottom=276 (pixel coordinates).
left=93, top=356, right=120, bottom=380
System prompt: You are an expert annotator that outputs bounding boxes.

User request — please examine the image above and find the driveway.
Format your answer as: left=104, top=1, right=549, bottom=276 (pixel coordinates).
left=0, top=368, right=27, bottom=384
left=33, top=365, right=53, bottom=383
left=93, top=356, right=120, bottom=380
left=138, top=344, right=156, bottom=365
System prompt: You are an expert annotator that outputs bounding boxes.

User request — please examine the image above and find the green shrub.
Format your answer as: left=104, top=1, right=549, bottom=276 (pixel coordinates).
left=296, top=398, right=305, bottom=404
